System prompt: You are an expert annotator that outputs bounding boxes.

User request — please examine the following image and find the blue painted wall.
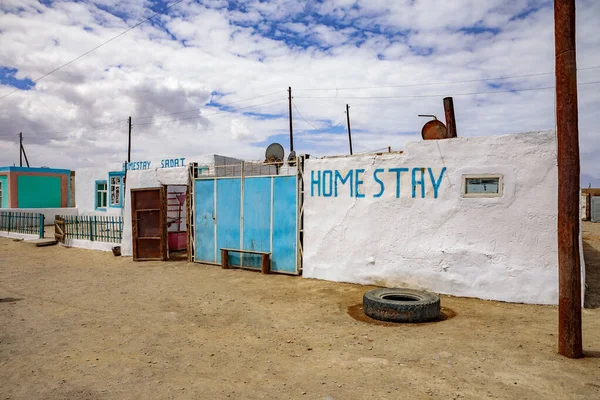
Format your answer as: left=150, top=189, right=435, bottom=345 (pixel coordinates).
left=242, top=177, right=272, bottom=269
left=272, top=176, right=297, bottom=273
left=216, top=178, right=241, bottom=265
left=195, top=180, right=215, bottom=263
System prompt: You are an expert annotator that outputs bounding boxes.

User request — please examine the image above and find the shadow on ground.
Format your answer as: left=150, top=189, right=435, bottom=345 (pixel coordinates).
left=0, top=297, right=22, bottom=303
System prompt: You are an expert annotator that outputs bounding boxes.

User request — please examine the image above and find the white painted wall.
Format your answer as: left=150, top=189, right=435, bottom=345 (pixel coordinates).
left=75, top=167, right=122, bottom=216
left=3, top=208, right=78, bottom=225
left=303, top=131, right=582, bottom=305
left=0, top=231, right=39, bottom=240
left=121, top=166, right=189, bottom=257
left=63, top=238, right=117, bottom=252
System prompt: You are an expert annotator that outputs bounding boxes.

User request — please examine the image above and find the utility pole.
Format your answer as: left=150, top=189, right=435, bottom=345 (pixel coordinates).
left=555, top=0, right=582, bottom=359
left=288, top=87, right=294, bottom=152
left=346, top=104, right=353, bottom=155
left=128, top=116, right=132, bottom=163
left=19, top=133, right=30, bottom=167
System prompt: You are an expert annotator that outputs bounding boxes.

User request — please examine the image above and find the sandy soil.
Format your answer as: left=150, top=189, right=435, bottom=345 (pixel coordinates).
left=1, top=230, right=599, bottom=400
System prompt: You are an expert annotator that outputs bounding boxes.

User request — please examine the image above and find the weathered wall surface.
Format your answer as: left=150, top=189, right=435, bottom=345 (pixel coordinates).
left=63, top=238, right=116, bottom=252
left=75, top=168, right=122, bottom=216
left=0, top=231, right=39, bottom=240
left=121, top=167, right=189, bottom=257
left=303, top=131, right=577, bottom=305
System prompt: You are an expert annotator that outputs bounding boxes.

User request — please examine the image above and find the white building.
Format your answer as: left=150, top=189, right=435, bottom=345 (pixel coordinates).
left=302, top=131, right=584, bottom=305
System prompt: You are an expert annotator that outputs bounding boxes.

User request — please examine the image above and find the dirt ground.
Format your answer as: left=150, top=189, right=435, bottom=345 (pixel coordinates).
left=1, top=227, right=599, bottom=400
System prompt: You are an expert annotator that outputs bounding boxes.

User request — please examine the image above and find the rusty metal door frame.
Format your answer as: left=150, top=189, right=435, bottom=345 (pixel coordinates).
left=131, top=187, right=167, bottom=261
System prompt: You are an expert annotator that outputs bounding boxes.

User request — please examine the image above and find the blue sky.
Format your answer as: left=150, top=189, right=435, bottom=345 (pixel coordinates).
left=0, top=0, right=598, bottom=184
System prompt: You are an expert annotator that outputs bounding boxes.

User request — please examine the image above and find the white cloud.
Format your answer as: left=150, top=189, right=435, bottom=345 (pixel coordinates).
left=0, top=0, right=597, bottom=185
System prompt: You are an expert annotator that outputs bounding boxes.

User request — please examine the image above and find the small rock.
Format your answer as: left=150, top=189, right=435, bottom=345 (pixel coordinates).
left=358, top=357, right=389, bottom=365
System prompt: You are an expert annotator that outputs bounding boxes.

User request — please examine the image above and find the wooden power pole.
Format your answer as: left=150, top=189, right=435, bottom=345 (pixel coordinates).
left=288, top=87, right=294, bottom=152
left=555, top=0, right=583, bottom=358
left=19, top=132, right=22, bottom=167
left=346, top=104, right=353, bottom=155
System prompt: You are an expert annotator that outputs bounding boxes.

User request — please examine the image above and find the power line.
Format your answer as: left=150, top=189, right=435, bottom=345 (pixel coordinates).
left=355, top=147, right=389, bottom=154
left=0, top=0, right=186, bottom=101
left=295, top=80, right=600, bottom=100
left=292, top=101, right=345, bottom=133
left=132, top=90, right=285, bottom=120
left=292, top=101, right=320, bottom=130
left=134, top=98, right=286, bottom=126
left=294, top=65, right=600, bottom=92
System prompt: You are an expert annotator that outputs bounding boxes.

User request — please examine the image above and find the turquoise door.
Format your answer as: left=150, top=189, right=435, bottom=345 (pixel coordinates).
left=194, top=179, right=215, bottom=263
left=242, top=177, right=272, bottom=269
left=271, top=176, right=297, bottom=273
left=194, top=175, right=298, bottom=274
left=216, top=178, right=241, bottom=265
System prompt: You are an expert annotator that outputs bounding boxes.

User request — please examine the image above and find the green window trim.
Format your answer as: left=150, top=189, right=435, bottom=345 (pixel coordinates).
left=95, top=180, right=108, bottom=211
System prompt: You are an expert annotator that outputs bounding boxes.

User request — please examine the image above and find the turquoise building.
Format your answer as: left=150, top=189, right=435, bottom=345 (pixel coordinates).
left=0, top=167, right=73, bottom=208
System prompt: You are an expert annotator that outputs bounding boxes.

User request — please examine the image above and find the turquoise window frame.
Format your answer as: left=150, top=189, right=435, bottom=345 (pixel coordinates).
left=95, top=180, right=108, bottom=211
left=108, top=171, right=125, bottom=208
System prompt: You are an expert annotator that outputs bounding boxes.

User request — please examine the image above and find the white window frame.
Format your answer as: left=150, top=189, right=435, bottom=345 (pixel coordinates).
left=109, top=175, right=122, bottom=207
left=461, top=174, right=503, bottom=198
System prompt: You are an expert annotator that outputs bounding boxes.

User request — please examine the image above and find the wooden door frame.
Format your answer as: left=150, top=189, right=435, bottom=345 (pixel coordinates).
left=131, top=186, right=167, bottom=261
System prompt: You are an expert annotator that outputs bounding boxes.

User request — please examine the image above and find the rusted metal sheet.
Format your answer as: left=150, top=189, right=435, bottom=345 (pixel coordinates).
left=421, top=120, right=447, bottom=140
left=443, top=97, right=457, bottom=138
left=131, top=187, right=167, bottom=261
left=555, top=0, right=582, bottom=359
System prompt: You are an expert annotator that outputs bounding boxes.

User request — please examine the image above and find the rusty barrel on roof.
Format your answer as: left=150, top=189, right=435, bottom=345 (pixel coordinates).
left=421, top=119, right=447, bottom=140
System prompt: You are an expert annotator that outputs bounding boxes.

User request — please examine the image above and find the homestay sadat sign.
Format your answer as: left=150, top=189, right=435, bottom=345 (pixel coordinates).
left=124, top=157, right=187, bottom=171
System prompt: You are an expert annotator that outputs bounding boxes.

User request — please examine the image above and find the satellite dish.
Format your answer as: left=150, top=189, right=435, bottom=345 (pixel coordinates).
left=265, top=143, right=285, bottom=163
left=287, top=150, right=297, bottom=166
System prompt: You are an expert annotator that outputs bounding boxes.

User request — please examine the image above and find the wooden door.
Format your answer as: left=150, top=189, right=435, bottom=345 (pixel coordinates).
left=132, top=187, right=167, bottom=261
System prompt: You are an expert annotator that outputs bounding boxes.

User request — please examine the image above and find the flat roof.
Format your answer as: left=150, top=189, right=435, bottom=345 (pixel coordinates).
left=0, top=166, right=72, bottom=174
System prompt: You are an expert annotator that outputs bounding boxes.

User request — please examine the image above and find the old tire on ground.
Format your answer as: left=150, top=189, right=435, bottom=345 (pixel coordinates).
left=363, top=288, right=440, bottom=323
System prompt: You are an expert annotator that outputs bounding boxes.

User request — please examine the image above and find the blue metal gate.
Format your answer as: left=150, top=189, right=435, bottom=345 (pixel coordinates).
left=193, top=174, right=299, bottom=274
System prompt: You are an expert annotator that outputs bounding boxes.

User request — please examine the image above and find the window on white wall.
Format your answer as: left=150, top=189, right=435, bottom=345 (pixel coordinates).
left=95, top=181, right=108, bottom=209
left=110, top=176, right=122, bottom=207
left=462, top=174, right=503, bottom=198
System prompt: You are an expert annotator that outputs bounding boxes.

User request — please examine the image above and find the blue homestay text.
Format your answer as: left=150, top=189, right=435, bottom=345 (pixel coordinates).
left=310, top=167, right=446, bottom=199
